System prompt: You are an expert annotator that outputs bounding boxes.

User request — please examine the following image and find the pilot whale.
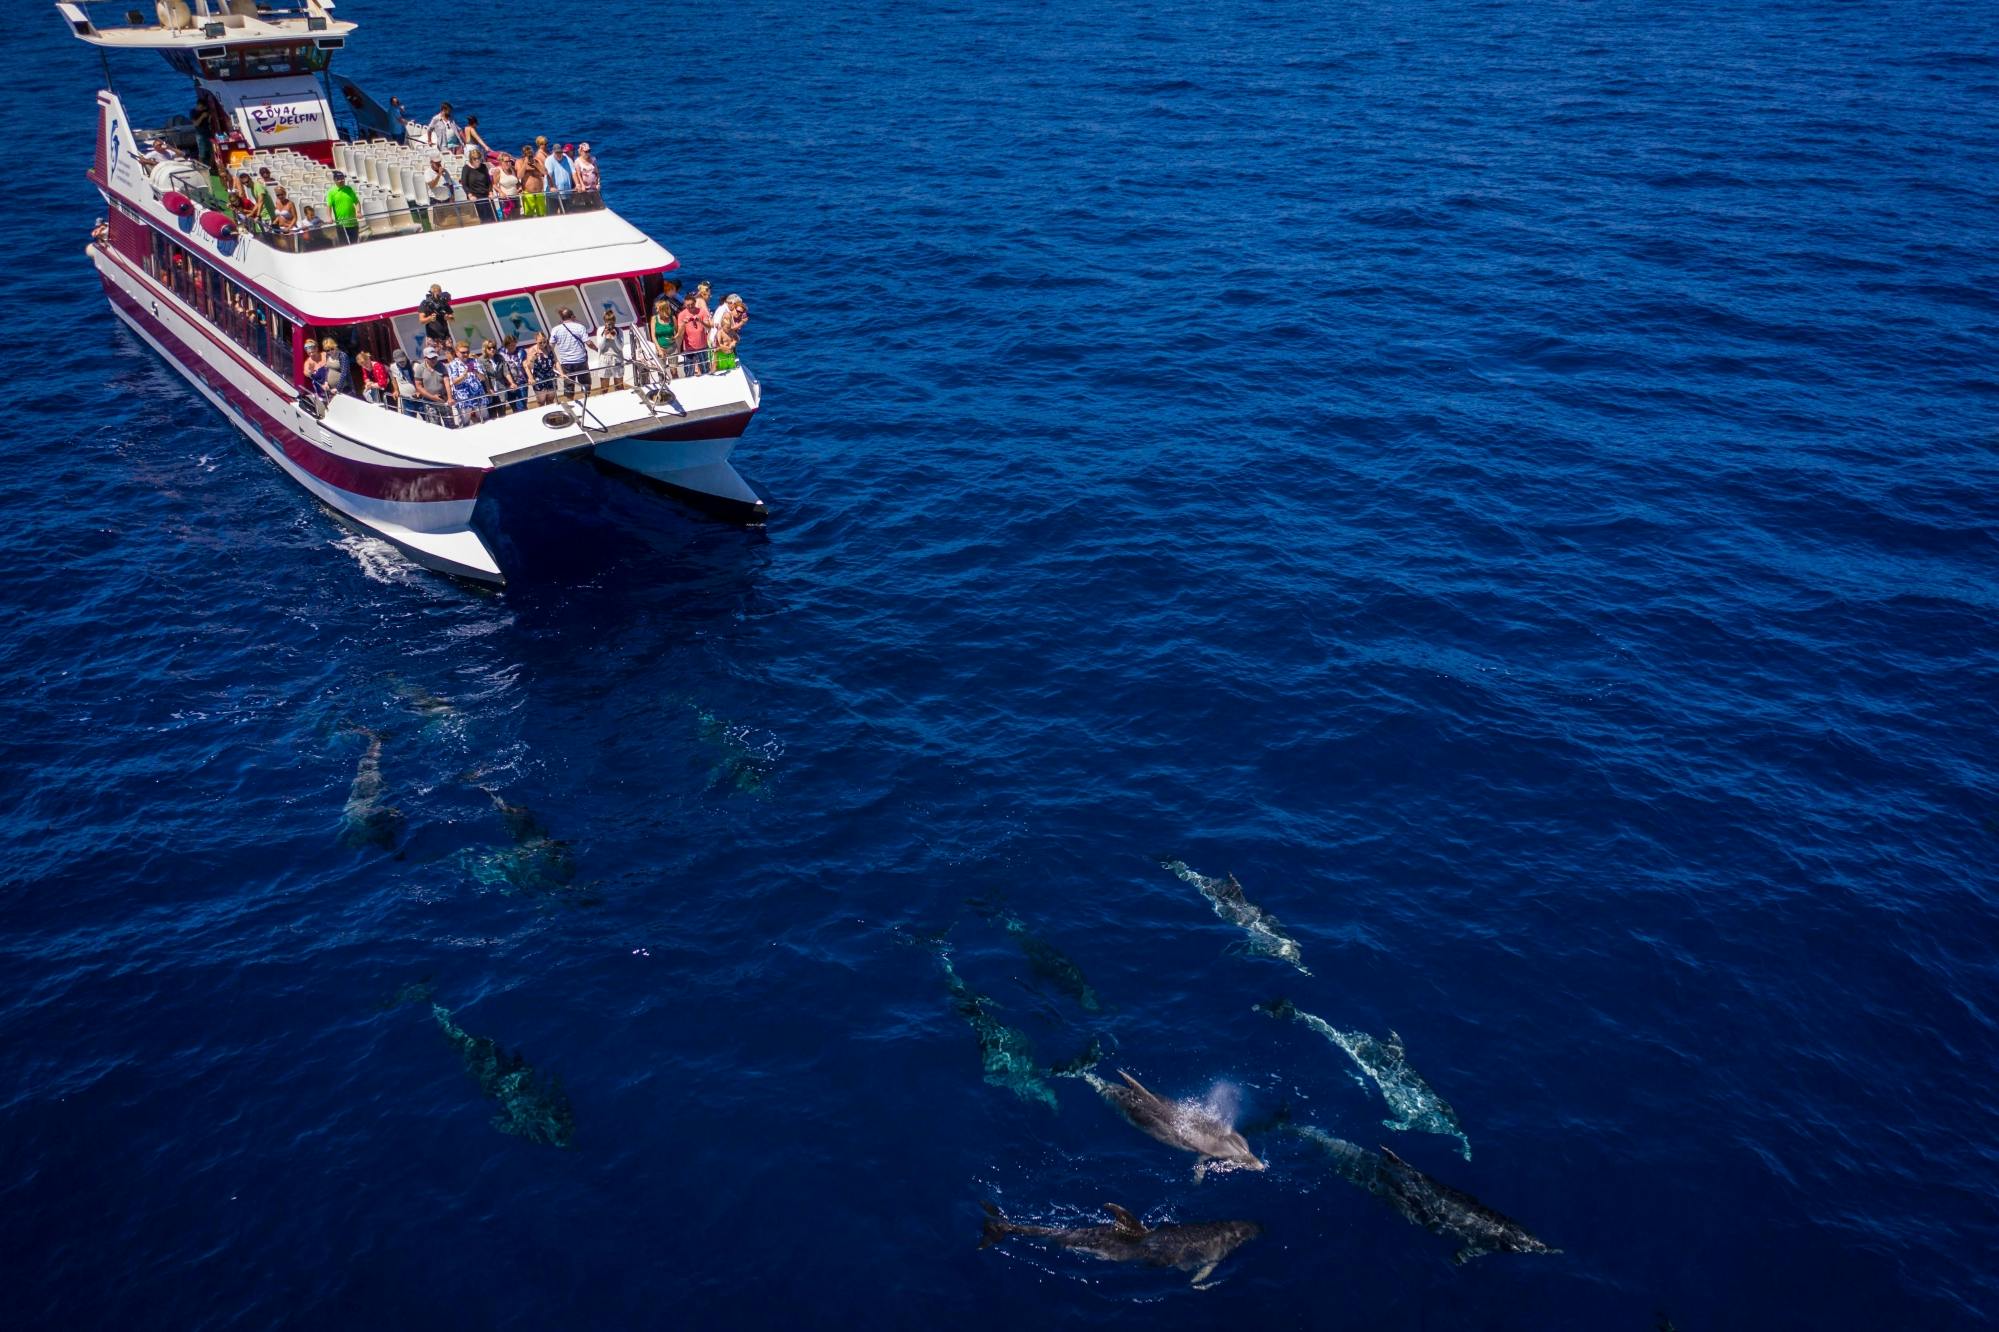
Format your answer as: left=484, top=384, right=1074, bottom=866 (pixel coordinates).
left=1063, top=1061, right=1265, bottom=1179
left=980, top=1201, right=1262, bottom=1289
left=1162, top=860, right=1308, bottom=973
left=1258, top=998, right=1470, bottom=1159
left=973, top=896, right=1101, bottom=1011
left=339, top=726, right=403, bottom=849
left=908, top=932, right=1061, bottom=1111
left=459, top=786, right=581, bottom=900
left=1293, top=1125, right=1556, bottom=1264
left=428, top=1000, right=576, bottom=1148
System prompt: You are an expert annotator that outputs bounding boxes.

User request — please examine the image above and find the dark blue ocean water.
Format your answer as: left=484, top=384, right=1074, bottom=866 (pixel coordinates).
left=4, top=1, right=1997, bottom=1327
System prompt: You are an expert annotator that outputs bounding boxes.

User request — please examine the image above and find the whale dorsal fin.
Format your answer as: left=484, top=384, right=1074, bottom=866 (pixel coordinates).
left=1117, top=1069, right=1155, bottom=1098
left=1104, top=1203, right=1147, bottom=1238
left=1378, top=1145, right=1409, bottom=1167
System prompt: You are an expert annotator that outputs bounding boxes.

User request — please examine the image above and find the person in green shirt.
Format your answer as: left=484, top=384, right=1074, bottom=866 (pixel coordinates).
left=325, top=170, right=361, bottom=244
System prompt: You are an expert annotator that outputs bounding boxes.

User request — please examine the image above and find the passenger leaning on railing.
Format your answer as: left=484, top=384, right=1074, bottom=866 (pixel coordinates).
left=390, top=350, right=419, bottom=413
left=355, top=350, right=392, bottom=404
left=271, top=186, right=297, bottom=232
left=447, top=341, right=489, bottom=425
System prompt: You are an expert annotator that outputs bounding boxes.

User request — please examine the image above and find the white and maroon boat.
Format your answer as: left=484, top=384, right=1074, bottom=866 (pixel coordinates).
left=63, top=0, right=764, bottom=584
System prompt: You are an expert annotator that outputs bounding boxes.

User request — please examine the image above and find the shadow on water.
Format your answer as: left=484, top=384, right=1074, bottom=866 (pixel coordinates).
left=473, top=452, right=771, bottom=596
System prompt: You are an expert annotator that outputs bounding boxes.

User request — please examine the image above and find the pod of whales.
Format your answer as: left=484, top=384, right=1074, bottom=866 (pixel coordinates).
left=980, top=1201, right=1262, bottom=1289
left=1161, top=859, right=1308, bottom=973
left=1292, top=1125, right=1556, bottom=1264
left=1257, top=997, right=1471, bottom=1159
left=339, top=726, right=403, bottom=850
left=906, top=931, right=1062, bottom=1111
left=1062, top=1061, right=1266, bottom=1179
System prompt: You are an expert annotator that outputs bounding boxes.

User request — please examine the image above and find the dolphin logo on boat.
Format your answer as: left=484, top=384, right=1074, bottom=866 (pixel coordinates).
left=979, top=1201, right=1262, bottom=1289
left=1257, top=998, right=1470, bottom=1159
left=905, top=931, right=1062, bottom=1111
left=972, top=896, right=1101, bottom=1011
left=426, top=997, right=576, bottom=1148
left=1161, top=860, right=1307, bottom=973
left=1059, top=1054, right=1265, bottom=1179
left=339, top=726, right=403, bottom=849
left=1291, top=1125, right=1555, bottom=1264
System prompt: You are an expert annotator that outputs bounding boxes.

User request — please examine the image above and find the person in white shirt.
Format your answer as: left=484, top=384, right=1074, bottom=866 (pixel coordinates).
left=588, top=309, right=631, bottom=391
left=424, top=156, right=458, bottom=229
left=547, top=307, right=593, bottom=398
left=426, top=101, right=462, bottom=151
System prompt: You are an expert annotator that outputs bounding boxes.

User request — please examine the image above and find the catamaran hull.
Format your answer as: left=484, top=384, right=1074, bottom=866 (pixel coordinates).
left=95, top=249, right=762, bottom=584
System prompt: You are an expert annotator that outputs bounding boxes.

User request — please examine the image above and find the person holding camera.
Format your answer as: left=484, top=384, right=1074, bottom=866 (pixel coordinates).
left=419, top=284, right=454, bottom=350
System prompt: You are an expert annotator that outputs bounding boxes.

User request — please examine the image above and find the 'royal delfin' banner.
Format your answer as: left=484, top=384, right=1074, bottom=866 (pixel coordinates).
left=214, top=76, right=334, bottom=150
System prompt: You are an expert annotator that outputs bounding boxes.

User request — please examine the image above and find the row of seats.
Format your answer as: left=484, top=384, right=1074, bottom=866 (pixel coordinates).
left=241, top=146, right=420, bottom=237
left=332, top=139, right=474, bottom=209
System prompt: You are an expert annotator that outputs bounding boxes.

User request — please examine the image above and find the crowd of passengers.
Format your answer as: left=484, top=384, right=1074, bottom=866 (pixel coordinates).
left=302, top=279, right=748, bottom=426
left=146, top=97, right=606, bottom=241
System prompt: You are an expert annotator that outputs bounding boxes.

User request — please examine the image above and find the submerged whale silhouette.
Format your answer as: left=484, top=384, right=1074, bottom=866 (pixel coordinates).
left=1162, top=860, right=1308, bottom=973
left=907, top=931, right=1062, bottom=1111
left=972, top=895, right=1101, bottom=1011
left=1258, top=997, right=1470, bottom=1159
left=339, top=726, right=403, bottom=850
left=980, top=1201, right=1262, bottom=1289
left=428, top=999, right=576, bottom=1148
left=1293, top=1126, right=1556, bottom=1264
left=458, top=786, right=582, bottom=900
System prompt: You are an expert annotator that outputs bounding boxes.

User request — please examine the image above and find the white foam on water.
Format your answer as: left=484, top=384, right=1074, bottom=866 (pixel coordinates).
left=331, top=532, right=422, bottom=585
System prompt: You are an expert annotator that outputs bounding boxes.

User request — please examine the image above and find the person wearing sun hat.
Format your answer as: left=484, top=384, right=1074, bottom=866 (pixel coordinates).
left=325, top=169, right=361, bottom=244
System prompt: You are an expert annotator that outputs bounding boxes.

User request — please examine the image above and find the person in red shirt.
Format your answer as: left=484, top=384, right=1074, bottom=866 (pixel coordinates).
left=674, top=298, right=711, bottom=374
left=354, top=350, right=393, bottom=406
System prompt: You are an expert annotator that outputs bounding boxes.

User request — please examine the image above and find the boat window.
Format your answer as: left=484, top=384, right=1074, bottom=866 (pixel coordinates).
left=447, top=300, right=499, bottom=349
left=533, top=285, right=585, bottom=330
left=580, top=280, right=637, bottom=329
left=489, top=294, right=545, bottom=343
left=140, top=225, right=293, bottom=381
left=388, top=310, right=427, bottom=361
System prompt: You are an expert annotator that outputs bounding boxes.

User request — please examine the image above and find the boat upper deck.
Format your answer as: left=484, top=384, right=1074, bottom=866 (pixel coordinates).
left=103, top=101, right=672, bottom=322
left=58, top=0, right=355, bottom=50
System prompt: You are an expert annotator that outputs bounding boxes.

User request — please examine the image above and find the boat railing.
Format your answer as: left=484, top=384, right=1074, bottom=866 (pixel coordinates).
left=303, top=337, right=733, bottom=432
left=252, top=189, right=608, bottom=253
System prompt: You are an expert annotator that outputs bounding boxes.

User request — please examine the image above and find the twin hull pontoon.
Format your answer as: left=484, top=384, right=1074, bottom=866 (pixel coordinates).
left=63, top=0, right=764, bottom=583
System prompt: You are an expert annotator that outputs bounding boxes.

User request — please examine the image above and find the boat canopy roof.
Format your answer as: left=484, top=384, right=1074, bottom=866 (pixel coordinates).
left=240, top=209, right=676, bottom=320
left=56, top=0, right=356, bottom=51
